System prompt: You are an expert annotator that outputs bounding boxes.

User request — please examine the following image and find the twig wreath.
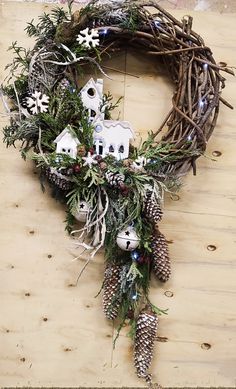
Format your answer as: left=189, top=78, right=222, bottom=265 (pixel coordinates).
left=2, top=0, right=234, bottom=384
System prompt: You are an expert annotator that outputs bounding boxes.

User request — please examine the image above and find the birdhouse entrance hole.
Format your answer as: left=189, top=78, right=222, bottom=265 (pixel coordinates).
left=87, top=87, right=96, bottom=97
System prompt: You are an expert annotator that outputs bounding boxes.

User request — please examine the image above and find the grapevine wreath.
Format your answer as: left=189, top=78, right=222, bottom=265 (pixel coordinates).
left=2, top=0, right=234, bottom=384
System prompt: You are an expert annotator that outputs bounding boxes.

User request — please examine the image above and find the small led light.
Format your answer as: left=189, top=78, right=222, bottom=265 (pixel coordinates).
left=154, top=20, right=160, bottom=27
left=203, top=63, right=209, bottom=70
left=199, top=99, right=205, bottom=108
left=131, top=250, right=140, bottom=261
left=187, top=135, right=192, bottom=141
left=100, top=29, right=108, bottom=35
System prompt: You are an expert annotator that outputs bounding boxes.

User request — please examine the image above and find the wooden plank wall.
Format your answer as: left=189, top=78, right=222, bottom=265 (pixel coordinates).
left=0, top=2, right=236, bottom=387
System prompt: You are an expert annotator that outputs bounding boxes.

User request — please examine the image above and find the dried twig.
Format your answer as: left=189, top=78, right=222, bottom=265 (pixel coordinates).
left=65, top=0, right=233, bottom=175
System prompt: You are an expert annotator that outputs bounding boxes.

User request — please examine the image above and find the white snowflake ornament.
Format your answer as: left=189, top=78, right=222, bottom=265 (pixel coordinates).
left=76, top=28, right=100, bottom=49
left=26, top=91, right=49, bottom=115
left=82, top=152, right=98, bottom=168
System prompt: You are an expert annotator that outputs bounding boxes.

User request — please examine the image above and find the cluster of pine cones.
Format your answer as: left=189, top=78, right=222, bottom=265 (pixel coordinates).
left=102, top=190, right=171, bottom=383
left=144, top=190, right=171, bottom=283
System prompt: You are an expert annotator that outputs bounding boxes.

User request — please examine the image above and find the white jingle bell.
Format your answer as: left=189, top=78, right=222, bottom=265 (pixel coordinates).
left=116, top=226, right=140, bottom=251
left=73, top=201, right=90, bottom=222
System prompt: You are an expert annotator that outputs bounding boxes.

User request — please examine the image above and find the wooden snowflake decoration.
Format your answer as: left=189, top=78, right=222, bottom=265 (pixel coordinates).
left=82, top=152, right=98, bottom=168
left=76, top=28, right=100, bottom=49
left=26, top=91, right=49, bottom=115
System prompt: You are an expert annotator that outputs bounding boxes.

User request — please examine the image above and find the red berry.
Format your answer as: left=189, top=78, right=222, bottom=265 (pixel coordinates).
left=121, top=185, right=130, bottom=196
left=135, top=255, right=149, bottom=265
left=73, top=164, right=81, bottom=173
left=142, top=256, right=150, bottom=264
left=95, top=155, right=103, bottom=162
left=127, top=309, right=134, bottom=319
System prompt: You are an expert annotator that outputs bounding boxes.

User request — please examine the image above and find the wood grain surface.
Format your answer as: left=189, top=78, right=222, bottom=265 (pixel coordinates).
left=0, top=2, right=236, bottom=388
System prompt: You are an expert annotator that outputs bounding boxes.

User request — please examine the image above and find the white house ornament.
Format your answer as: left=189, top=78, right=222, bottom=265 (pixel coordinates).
left=54, top=126, right=80, bottom=159
left=73, top=201, right=90, bottom=222
left=26, top=91, right=49, bottom=114
left=79, top=78, right=134, bottom=160
left=76, top=28, right=100, bottom=49
left=93, top=119, right=134, bottom=160
left=116, top=226, right=140, bottom=251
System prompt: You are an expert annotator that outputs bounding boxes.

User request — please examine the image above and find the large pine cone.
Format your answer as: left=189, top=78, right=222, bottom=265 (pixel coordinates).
left=144, top=191, right=163, bottom=224
left=152, top=229, right=171, bottom=282
left=103, top=262, right=123, bottom=320
left=105, top=171, right=125, bottom=187
left=134, top=308, right=158, bottom=383
left=45, top=167, right=73, bottom=191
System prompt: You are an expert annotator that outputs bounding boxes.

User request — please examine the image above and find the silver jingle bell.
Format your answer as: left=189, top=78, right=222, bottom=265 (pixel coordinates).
left=116, top=226, right=140, bottom=251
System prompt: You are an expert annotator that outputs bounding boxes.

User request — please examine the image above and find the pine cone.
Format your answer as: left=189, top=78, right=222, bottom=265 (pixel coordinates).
left=105, top=171, right=125, bottom=187
left=144, top=191, right=163, bottom=224
left=103, top=262, right=122, bottom=320
left=45, top=167, right=73, bottom=191
left=151, top=229, right=171, bottom=282
left=134, top=308, right=158, bottom=383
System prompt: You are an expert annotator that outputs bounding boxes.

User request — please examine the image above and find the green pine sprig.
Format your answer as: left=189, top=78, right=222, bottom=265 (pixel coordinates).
left=25, top=7, right=69, bottom=47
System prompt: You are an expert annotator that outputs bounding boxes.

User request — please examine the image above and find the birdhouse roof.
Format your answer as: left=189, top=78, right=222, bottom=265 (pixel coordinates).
left=80, top=78, right=103, bottom=99
left=54, top=126, right=80, bottom=145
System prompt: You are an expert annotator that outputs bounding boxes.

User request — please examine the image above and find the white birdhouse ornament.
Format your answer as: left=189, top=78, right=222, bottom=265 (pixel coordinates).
left=73, top=201, right=90, bottom=222
left=116, top=226, right=140, bottom=251
left=80, top=78, right=104, bottom=123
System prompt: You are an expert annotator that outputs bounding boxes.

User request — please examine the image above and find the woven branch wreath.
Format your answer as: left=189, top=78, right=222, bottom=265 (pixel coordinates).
left=2, top=0, right=234, bottom=384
